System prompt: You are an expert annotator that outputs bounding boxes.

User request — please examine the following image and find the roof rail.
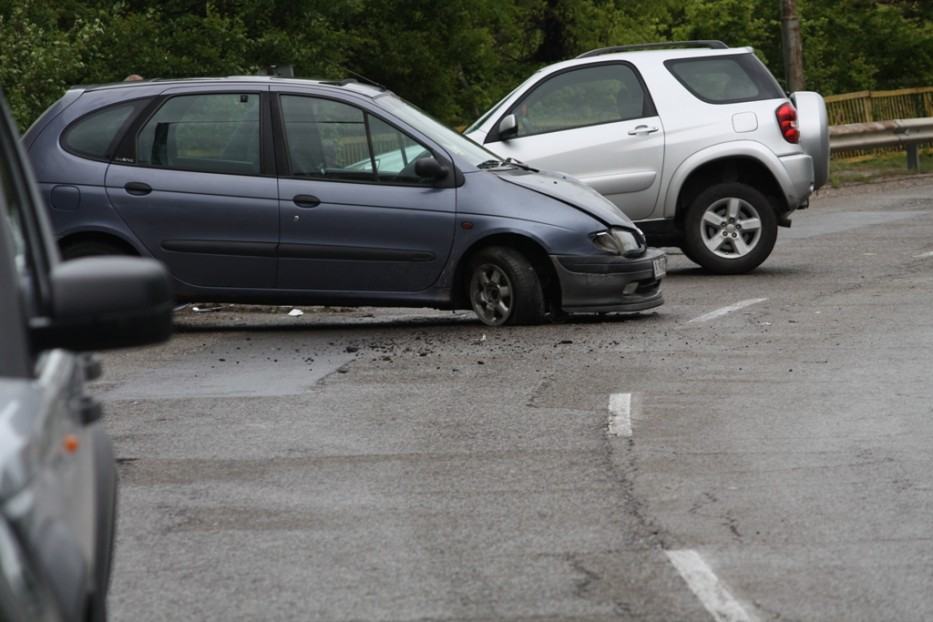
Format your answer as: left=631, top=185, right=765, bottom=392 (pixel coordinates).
left=576, top=40, right=728, bottom=58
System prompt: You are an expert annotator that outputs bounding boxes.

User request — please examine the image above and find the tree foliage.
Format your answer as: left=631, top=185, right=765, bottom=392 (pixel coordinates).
left=0, top=0, right=930, bottom=129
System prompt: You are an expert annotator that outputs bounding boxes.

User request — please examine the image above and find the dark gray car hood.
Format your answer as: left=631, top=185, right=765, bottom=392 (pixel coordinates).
left=492, top=168, right=636, bottom=228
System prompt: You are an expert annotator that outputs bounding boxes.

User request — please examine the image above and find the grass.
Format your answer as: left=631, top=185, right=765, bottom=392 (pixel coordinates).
left=829, top=146, right=933, bottom=188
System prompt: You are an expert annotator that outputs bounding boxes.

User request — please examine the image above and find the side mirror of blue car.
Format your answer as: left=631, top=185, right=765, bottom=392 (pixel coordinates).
left=414, top=157, right=449, bottom=180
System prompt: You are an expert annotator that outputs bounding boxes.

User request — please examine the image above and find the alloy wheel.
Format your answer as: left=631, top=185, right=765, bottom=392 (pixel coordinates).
left=469, top=263, right=514, bottom=326
left=699, top=197, right=763, bottom=260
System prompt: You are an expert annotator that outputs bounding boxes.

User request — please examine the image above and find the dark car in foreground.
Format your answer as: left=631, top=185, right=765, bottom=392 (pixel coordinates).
left=1, top=91, right=173, bottom=620
left=25, top=77, right=665, bottom=326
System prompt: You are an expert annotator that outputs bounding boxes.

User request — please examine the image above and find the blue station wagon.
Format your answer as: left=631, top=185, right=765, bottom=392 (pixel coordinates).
left=24, top=77, right=666, bottom=326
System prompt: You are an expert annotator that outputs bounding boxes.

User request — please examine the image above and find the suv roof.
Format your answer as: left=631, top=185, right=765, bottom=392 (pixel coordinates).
left=524, top=45, right=758, bottom=80
left=577, top=40, right=729, bottom=58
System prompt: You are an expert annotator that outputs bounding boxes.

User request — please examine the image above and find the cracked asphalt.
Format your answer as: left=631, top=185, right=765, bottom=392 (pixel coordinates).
left=95, top=176, right=933, bottom=621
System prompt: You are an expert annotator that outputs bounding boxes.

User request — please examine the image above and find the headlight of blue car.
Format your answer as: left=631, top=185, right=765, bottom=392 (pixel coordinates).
left=591, top=227, right=646, bottom=257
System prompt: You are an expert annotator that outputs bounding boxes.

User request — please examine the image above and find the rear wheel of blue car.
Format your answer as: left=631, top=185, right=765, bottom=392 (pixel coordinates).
left=468, top=247, right=546, bottom=326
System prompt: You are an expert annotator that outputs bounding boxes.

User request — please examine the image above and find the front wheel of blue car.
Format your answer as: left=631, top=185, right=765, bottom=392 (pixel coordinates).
left=468, top=247, right=546, bottom=327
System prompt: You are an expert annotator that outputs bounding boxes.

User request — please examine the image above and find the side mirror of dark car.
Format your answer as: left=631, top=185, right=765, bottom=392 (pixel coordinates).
left=498, top=114, right=518, bottom=140
left=414, top=157, right=449, bottom=180
left=30, top=257, right=174, bottom=352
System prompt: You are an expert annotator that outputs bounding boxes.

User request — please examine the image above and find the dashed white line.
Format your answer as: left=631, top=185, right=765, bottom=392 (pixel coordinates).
left=914, top=251, right=933, bottom=259
left=687, top=298, right=767, bottom=324
left=607, top=392, right=632, bottom=437
left=665, top=549, right=755, bottom=622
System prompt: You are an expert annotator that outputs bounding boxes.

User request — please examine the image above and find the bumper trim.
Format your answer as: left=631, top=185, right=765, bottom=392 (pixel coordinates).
left=551, top=249, right=665, bottom=313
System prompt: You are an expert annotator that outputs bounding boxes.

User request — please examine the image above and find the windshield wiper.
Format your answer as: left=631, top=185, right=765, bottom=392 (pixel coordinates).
left=477, top=158, right=539, bottom=172
left=503, top=157, right=539, bottom=172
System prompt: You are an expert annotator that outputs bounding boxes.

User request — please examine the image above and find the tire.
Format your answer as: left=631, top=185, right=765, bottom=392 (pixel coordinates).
left=467, top=246, right=546, bottom=326
left=61, top=239, right=129, bottom=261
left=682, top=182, right=778, bottom=274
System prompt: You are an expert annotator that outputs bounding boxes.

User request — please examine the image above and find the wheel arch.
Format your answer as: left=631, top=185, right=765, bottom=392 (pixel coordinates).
left=450, top=233, right=560, bottom=311
left=663, top=144, right=796, bottom=227
left=58, top=227, right=141, bottom=256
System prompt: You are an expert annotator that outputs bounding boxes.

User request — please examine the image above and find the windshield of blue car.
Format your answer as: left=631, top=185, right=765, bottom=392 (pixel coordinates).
left=377, top=94, right=503, bottom=169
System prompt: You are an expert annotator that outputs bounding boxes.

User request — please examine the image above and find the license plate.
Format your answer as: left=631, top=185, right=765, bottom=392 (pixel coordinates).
left=652, top=256, right=667, bottom=279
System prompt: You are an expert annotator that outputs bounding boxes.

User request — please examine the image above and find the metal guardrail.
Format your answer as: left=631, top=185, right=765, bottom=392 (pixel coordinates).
left=829, top=117, right=933, bottom=169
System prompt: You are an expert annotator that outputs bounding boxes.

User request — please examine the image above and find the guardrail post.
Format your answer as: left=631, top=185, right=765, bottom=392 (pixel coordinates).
left=906, top=144, right=920, bottom=170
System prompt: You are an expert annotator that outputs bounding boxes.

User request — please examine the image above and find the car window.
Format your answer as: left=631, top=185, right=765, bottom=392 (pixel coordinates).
left=665, top=54, right=785, bottom=104
left=62, top=101, right=139, bottom=160
left=377, top=93, right=502, bottom=168
left=136, top=93, right=261, bottom=175
left=280, top=95, right=434, bottom=185
left=512, top=64, right=651, bottom=137
left=367, top=116, right=430, bottom=183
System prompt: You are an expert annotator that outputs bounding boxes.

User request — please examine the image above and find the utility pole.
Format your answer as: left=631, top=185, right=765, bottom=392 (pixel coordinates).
left=781, top=0, right=805, bottom=92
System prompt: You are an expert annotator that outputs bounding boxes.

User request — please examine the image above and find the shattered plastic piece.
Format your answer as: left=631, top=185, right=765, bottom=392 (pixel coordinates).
left=288, top=309, right=304, bottom=317
left=480, top=334, right=487, bottom=343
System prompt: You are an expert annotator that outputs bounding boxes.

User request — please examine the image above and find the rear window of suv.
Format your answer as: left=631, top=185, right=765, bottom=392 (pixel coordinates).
left=664, top=54, right=784, bottom=104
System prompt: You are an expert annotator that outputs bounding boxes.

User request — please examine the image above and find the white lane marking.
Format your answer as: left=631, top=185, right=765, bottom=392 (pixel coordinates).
left=914, top=251, right=933, bottom=258
left=665, top=550, right=755, bottom=622
left=687, top=298, right=767, bottom=324
left=607, top=393, right=632, bottom=437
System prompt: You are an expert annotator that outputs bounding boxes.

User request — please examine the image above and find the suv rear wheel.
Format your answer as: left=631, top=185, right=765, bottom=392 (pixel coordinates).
left=682, top=182, right=777, bottom=274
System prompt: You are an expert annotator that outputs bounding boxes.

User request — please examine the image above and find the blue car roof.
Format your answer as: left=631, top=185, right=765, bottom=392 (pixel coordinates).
left=74, top=76, right=386, bottom=98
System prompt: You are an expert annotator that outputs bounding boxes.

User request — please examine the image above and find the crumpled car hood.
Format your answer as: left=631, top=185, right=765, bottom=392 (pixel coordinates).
left=492, top=168, right=636, bottom=228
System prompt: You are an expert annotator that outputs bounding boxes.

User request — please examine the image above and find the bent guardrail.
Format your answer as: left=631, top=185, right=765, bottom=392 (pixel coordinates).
left=829, top=117, right=933, bottom=169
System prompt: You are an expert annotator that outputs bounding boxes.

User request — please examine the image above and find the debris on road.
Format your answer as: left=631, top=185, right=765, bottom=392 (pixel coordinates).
left=288, top=308, right=304, bottom=317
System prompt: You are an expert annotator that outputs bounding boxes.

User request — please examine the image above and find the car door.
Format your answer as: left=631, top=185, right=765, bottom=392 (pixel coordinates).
left=0, top=105, right=98, bottom=619
left=483, top=63, right=665, bottom=220
left=105, top=86, right=278, bottom=289
left=273, top=91, right=456, bottom=292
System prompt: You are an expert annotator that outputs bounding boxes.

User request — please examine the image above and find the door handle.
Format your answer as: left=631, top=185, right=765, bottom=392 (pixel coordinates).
left=627, top=125, right=660, bottom=136
left=293, top=194, right=321, bottom=208
left=124, top=181, right=152, bottom=196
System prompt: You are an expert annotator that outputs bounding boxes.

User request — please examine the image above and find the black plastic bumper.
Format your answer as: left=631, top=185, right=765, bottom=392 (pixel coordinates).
left=551, top=248, right=665, bottom=313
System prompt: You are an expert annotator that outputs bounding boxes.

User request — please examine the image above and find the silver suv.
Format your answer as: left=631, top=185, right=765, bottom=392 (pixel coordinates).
left=466, top=41, right=829, bottom=274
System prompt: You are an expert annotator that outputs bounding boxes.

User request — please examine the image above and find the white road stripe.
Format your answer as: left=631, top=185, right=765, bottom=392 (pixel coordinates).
left=687, top=298, right=767, bottom=324
left=914, top=251, right=933, bottom=258
left=607, top=393, right=632, bottom=437
left=665, top=550, right=755, bottom=622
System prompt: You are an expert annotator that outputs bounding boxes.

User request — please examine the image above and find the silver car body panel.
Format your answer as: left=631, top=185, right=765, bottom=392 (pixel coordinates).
left=0, top=354, right=97, bottom=620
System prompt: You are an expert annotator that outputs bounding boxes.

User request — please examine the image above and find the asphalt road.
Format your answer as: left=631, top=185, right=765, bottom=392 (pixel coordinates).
left=95, top=176, right=933, bottom=621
